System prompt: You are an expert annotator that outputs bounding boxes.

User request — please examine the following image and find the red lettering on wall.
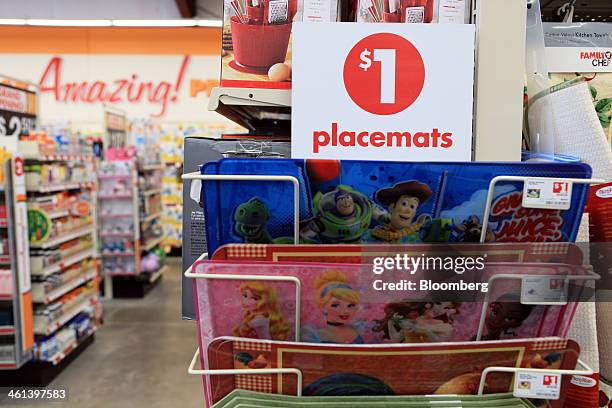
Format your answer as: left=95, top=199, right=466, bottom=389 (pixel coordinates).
left=38, top=55, right=190, bottom=117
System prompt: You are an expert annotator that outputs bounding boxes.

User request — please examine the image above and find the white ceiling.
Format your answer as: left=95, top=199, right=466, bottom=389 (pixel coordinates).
left=0, top=0, right=183, bottom=19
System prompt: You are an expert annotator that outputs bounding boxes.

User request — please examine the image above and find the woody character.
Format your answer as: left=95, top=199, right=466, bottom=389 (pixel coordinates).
left=369, top=181, right=432, bottom=243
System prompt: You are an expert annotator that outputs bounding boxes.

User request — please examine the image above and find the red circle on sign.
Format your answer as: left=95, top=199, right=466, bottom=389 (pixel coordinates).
left=343, top=33, right=425, bottom=115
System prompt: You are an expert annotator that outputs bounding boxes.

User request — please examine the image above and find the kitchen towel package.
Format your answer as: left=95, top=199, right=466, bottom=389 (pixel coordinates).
left=536, top=23, right=612, bottom=178
left=528, top=78, right=612, bottom=181
left=199, top=158, right=592, bottom=256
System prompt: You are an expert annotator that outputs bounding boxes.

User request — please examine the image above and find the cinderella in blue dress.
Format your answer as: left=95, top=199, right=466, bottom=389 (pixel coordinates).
left=303, top=270, right=365, bottom=344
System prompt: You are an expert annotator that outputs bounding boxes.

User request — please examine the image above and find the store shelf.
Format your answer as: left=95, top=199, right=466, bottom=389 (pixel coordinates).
left=98, top=194, right=133, bottom=199
left=0, top=327, right=15, bottom=335
left=139, top=164, right=163, bottom=171
left=40, top=327, right=96, bottom=366
left=22, top=154, right=95, bottom=162
left=98, top=174, right=131, bottom=180
left=29, top=225, right=94, bottom=250
left=142, top=236, right=163, bottom=251
left=47, top=209, right=70, bottom=220
left=26, top=180, right=95, bottom=193
left=31, top=247, right=95, bottom=278
left=34, top=295, right=98, bottom=336
left=145, top=265, right=166, bottom=283
left=101, top=252, right=134, bottom=257
left=101, top=232, right=133, bottom=238
left=100, top=214, right=133, bottom=219
left=0, top=361, right=17, bottom=369
left=141, top=212, right=161, bottom=223
left=142, top=188, right=161, bottom=196
left=208, top=87, right=291, bottom=134
left=104, top=272, right=137, bottom=276
left=32, top=269, right=97, bottom=304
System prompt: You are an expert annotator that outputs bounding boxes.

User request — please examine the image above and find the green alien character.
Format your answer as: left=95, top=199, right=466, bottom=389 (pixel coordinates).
left=233, top=197, right=273, bottom=243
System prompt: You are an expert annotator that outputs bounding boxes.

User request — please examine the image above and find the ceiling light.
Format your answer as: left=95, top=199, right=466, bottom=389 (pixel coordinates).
left=0, top=18, right=221, bottom=27
left=27, top=19, right=112, bottom=26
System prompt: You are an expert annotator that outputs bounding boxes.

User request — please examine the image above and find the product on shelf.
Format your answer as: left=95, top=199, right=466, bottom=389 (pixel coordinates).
left=0, top=269, right=13, bottom=296
left=204, top=336, right=579, bottom=406
left=356, top=0, right=471, bottom=23
left=198, top=159, right=592, bottom=255
left=213, top=389, right=537, bottom=407
left=32, top=312, right=94, bottom=362
left=99, top=151, right=143, bottom=276
left=192, top=259, right=588, bottom=348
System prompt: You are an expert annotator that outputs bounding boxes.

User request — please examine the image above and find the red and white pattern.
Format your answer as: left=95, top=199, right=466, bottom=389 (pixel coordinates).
left=234, top=339, right=272, bottom=352
left=531, top=243, right=571, bottom=255
left=532, top=338, right=568, bottom=351
left=227, top=244, right=268, bottom=259
left=235, top=373, right=273, bottom=392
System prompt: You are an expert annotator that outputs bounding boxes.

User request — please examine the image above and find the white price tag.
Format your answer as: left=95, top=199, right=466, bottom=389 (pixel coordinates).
left=521, top=276, right=568, bottom=305
left=522, top=178, right=573, bottom=210
left=514, top=371, right=561, bottom=400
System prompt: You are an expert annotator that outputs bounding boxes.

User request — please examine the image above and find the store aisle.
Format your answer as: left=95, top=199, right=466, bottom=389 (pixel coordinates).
left=13, top=258, right=203, bottom=408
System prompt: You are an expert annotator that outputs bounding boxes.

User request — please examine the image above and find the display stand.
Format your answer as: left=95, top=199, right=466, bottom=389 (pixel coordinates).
left=185, top=3, right=607, bottom=406
left=158, top=130, right=181, bottom=250
left=99, top=151, right=165, bottom=298
left=0, top=158, right=33, bottom=371
left=182, top=171, right=603, bottom=405
left=0, top=146, right=101, bottom=385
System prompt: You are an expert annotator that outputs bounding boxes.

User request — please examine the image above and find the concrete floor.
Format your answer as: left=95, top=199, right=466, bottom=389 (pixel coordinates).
left=9, top=258, right=204, bottom=408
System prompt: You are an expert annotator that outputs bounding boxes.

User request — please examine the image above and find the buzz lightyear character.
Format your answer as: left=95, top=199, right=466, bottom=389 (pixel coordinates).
left=300, top=186, right=387, bottom=244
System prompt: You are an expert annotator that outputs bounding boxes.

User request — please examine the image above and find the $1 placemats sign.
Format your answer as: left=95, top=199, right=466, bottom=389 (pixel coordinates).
left=291, top=23, right=475, bottom=161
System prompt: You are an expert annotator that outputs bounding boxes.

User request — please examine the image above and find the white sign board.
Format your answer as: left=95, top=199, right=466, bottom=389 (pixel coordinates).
left=292, top=22, right=475, bottom=161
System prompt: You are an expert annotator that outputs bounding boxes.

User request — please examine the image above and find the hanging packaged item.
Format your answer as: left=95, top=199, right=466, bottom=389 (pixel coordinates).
left=357, top=0, right=470, bottom=23
left=198, top=158, right=592, bottom=255
left=540, top=23, right=612, bottom=179
left=221, top=0, right=298, bottom=89
left=203, top=336, right=580, bottom=406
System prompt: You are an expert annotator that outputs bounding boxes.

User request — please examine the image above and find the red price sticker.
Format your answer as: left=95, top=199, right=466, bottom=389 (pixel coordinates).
left=343, top=33, right=425, bottom=115
left=13, top=156, right=24, bottom=177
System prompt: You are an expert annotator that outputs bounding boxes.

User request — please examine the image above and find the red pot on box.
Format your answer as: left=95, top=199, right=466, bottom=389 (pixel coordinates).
left=230, top=16, right=292, bottom=69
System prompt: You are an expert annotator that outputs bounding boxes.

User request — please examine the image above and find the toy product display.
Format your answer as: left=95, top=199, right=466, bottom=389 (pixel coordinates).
left=211, top=242, right=586, bottom=265
left=204, top=336, right=580, bottom=407
left=199, top=159, right=592, bottom=256
left=192, top=260, right=588, bottom=349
